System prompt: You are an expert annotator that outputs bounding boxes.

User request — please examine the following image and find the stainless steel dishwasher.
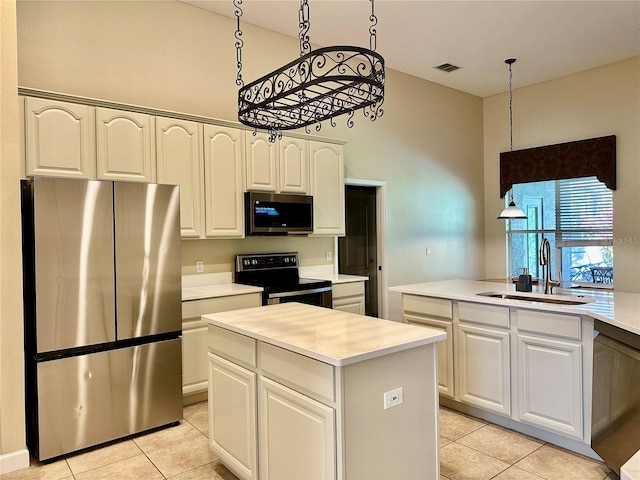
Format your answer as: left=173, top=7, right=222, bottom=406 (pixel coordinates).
left=591, top=319, right=640, bottom=475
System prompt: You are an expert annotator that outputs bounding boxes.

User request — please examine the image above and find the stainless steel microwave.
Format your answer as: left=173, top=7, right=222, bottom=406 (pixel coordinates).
left=244, top=192, right=313, bottom=235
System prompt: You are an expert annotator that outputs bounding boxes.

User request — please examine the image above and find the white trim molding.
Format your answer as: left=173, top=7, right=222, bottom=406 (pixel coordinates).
left=0, top=449, right=30, bottom=475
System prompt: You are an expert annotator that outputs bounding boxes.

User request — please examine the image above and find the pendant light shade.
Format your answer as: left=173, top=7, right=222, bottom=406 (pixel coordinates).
left=497, top=198, right=527, bottom=219
left=498, top=58, right=527, bottom=220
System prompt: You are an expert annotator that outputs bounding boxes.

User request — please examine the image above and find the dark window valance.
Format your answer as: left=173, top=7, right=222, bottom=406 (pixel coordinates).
left=499, top=135, right=616, bottom=198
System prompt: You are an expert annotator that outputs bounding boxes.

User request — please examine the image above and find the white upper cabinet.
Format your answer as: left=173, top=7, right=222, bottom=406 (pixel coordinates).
left=156, top=117, right=203, bottom=238
left=96, top=107, right=155, bottom=182
left=245, top=132, right=278, bottom=192
left=24, top=97, right=96, bottom=179
left=279, top=136, right=309, bottom=194
left=203, top=125, right=244, bottom=238
left=310, top=141, right=345, bottom=236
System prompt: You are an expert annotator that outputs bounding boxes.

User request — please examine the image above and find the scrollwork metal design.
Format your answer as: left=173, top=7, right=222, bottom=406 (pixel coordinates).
left=236, top=0, right=385, bottom=141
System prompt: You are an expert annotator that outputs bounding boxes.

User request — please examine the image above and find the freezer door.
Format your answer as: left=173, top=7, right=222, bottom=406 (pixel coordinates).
left=35, top=338, right=182, bottom=460
left=114, top=182, right=182, bottom=339
left=30, top=177, right=116, bottom=352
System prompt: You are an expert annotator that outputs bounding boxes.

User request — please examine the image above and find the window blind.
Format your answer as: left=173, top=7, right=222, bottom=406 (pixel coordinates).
left=558, top=176, right=613, bottom=242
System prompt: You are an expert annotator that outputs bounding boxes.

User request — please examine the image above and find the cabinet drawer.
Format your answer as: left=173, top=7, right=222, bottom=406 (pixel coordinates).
left=259, top=342, right=335, bottom=403
left=458, top=302, right=510, bottom=328
left=403, top=295, right=452, bottom=319
left=182, top=293, right=261, bottom=320
left=208, top=325, right=257, bottom=368
left=332, top=281, right=365, bottom=299
left=516, top=309, right=581, bottom=340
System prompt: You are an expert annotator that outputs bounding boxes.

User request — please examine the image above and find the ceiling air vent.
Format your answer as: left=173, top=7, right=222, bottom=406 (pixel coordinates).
left=434, top=63, right=462, bottom=73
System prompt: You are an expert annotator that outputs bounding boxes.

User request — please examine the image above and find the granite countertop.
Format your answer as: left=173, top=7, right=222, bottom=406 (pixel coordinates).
left=203, top=302, right=446, bottom=366
left=390, top=279, right=640, bottom=336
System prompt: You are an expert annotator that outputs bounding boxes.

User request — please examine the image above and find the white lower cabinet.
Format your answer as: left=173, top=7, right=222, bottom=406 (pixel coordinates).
left=208, top=323, right=439, bottom=479
left=399, top=294, right=592, bottom=447
left=332, top=281, right=365, bottom=315
left=515, top=308, right=584, bottom=440
left=182, top=293, right=261, bottom=404
left=456, top=302, right=511, bottom=415
left=457, top=323, right=511, bottom=415
left=406, top=314, right=454, bottom=398
left=208, top=353, right=258, bottom=480
left=516, top=333, right=583, bottom=439
left=258, top=377, right=336, bottom=480
left=402, top=295, right=454, bottom=398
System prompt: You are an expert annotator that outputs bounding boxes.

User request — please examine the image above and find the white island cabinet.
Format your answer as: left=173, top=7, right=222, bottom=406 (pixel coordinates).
left=203, top=302, right=445, bottom=480
left=389, top=278, right=635, bottom=460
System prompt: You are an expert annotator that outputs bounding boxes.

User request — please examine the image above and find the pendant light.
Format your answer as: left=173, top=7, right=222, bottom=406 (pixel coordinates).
left=233, top=0, right=385, bottom=142
left=498, top=58, right=527, bottom=220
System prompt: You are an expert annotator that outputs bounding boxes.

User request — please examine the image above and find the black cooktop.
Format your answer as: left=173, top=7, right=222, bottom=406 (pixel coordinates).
left=234, top=253, right=331, bottom=294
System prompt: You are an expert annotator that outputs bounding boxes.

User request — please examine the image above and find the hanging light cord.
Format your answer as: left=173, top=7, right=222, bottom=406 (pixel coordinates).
left=506, top=58, right=515, bottom=152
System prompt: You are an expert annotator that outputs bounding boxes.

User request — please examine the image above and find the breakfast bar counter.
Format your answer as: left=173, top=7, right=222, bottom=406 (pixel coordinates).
left=203, top=302, right=445, bottom=480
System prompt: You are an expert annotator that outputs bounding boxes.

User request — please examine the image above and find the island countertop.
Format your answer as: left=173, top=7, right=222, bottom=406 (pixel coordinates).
left=202, top=302, right=446, bottom=366
left=390, top=279, right=640, bottom=336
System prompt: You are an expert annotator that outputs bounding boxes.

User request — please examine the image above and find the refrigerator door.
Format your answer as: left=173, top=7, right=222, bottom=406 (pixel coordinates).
left=35, top=338, right=182, bottom=460
left=30, top=177, right=116, bottom=353
left=114, top=182, right=182, bottom=339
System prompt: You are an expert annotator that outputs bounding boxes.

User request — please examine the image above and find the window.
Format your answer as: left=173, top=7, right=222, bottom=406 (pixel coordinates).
left=506, top=176, right=613, bottom=287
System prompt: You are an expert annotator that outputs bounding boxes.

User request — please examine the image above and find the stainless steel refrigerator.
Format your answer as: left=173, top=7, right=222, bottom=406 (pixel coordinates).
left=21, top=177, right=183, bottom=461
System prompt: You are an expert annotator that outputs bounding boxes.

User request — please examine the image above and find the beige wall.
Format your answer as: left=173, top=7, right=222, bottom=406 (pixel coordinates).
left=0, top=0, right=27, bottom=469
left=16, top=0, right=486, bottom=287
left=483, top=57, right=640, bottom=293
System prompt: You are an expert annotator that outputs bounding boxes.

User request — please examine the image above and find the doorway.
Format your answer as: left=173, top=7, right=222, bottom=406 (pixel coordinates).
left=339, top=185, right=379, bottom=317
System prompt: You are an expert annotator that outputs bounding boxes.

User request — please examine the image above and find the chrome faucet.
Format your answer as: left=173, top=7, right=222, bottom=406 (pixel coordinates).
left=539, top=238, right=560, bottom=294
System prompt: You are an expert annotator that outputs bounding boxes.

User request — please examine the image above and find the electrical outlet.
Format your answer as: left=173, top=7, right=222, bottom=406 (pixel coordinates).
left=326, top=251, right=332, bottom=262
left=383, top=387, right=403, bottom=409
left=196, top=260, right=204, bottom=273
left=426, top=246, right=432, bottom=255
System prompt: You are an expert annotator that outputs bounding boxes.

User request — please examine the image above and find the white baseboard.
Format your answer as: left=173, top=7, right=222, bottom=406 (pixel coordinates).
left=0, top=448, right=30, bottom=475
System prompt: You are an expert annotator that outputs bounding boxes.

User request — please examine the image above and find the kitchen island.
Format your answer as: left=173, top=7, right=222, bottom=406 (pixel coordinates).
left=390, top=279, right=640, bottom=471
left=203, top=302, right=445, bottom=480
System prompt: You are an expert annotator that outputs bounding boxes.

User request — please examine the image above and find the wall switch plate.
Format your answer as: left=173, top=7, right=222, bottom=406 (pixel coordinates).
left=196, top=260, right=204, bottom=273
left=383, top=387, right=403, bottom=409
left=326, top=251, right=332, bottom=262
left=426, top=246, right=432, bottom=255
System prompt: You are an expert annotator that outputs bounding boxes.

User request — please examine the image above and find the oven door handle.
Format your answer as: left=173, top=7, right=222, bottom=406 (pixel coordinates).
left=268, top=286, right=332, bottom=299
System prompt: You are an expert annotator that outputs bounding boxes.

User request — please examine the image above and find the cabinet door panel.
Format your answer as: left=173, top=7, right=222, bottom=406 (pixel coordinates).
left=259, top=376, right=336, bottom=480
left=203, top=125, right=244, bottom=237
left=245, top=132, right=277, bottom=192
left=96, top=108, right=154, bottom=182
left=156, top=118, right=203, bottom=237
left=25, top=97, right=96, bottom=178
left=405, top=314, right=454, bottom=398
left=182, top=322, right=208, bottom=396
left=309, top=142, right=344, bottom=236
left=279, top=137, right=308, bottom=193
left=517, top=334, right=583, bottom=439
left=457, top=323, right=510, bottom=415
left=208, top=353, right=257, bottom=480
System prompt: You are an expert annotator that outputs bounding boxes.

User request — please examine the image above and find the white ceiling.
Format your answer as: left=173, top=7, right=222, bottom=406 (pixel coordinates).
left=181, top=0, right=640, bottom=97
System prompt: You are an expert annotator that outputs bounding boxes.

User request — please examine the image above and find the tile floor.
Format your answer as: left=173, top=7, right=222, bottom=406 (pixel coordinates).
left=1, top=403, right=616, bottom=480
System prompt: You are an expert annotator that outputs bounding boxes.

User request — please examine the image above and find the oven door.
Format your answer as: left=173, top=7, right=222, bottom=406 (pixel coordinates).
left=266, top=286, right=332, bottom=308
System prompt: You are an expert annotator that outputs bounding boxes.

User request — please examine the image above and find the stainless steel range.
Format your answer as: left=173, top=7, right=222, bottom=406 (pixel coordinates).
left=235, top=253, right=332, bottom=308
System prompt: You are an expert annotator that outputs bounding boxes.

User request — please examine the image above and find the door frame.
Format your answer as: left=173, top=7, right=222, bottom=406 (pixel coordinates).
left=338, top=178, right=389, bottom=319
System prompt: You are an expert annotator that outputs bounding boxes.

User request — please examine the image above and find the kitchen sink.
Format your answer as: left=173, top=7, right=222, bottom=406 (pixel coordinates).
left=476, top=291, right=593, bottom=306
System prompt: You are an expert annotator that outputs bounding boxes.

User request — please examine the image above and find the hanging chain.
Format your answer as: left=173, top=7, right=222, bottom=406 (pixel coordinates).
left=234, top=0, right=244, bottom=87
left=369, top=0, right=377, bottom=52
left=299, top=0, right=311, bottom=56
